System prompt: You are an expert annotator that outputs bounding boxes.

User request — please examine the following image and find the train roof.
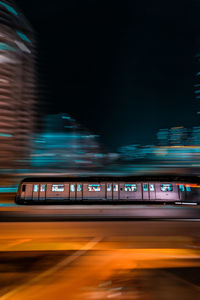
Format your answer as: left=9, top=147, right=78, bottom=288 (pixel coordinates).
left=21, top=175, right=200, bottom=183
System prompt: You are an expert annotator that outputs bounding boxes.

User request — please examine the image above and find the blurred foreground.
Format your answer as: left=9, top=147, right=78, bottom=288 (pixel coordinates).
left=0, top=220, right=200, bottom=300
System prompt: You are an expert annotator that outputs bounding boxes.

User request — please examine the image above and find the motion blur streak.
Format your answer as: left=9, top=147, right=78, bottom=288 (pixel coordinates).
left=0, top=221, right=200, bottom=300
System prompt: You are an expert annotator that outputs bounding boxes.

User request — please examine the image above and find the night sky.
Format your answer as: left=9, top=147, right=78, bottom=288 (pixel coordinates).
left=17, top=0, right=200, bottom=151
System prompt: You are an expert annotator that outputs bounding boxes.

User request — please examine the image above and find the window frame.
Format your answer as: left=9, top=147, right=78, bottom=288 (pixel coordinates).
left=124, top=184, right=137, bottom=192
left=160, top=184, right=173, bottom=192
left=88, top=184, right=101, bottom=192
left=52, top=184, right=65, bottom=192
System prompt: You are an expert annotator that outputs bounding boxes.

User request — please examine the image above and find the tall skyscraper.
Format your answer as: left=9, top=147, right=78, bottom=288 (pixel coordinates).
left=0, top=0, right=36, bottom=168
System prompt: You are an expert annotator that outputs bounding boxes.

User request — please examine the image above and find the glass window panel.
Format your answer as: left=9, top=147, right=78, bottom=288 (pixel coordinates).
left=143, top=184, right=148, bottom=192
left=113, top=184, right=118, bottom=192
left=52, top=184, right=64, bottom=192
left=33, top=184, right=39, bottom=192
left=40, top=184, right=45, bottom=192
left=124, top=184, right=137, bottom=192
left=160, top=184, right=173, bottom=192
left=150, top=184, right=154, bottom=192
left=70, top=184, right=75, bottom=192
left=179, top=185, right=185, bottom=192
left=186, top=185, right=191, bottom=192
left=107, top=184, right=112, bottom=192
left=77, top=184, right=82, bottom=192
left=88, top=184, right=101, bottom=192
left=22, top=185, right=26, bottom=192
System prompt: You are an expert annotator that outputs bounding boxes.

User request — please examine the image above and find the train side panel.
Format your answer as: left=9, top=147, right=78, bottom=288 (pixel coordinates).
left=83, top=183, right=106, bottom=200
left=155, top=183, right=179, bottom=201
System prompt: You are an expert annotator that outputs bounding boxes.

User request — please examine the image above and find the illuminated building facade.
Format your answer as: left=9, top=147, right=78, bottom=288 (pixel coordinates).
left=0, top=0, right=36, bottom=168
left=31, top=114, right=105, bottom=170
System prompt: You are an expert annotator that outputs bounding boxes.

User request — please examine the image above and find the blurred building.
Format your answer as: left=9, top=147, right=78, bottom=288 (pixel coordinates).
left=0, top=1, right=36, bottom=169
left=31, top=113, right=105, bottom=170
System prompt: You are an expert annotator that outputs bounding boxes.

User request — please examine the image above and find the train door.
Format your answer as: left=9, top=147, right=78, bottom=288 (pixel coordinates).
left=32, top=184, right=39, bottom=200
left=39, top=184, right=46, bottom=201
left=23, top=184, right=33, bottom=201
left=76, top=183, right=83, bottom=200
left=113, top=183, right=119, bottom=200
left=142, top=183, right=149, bottom=200
left=106, top=183, right=112, bottom=200
left=149, top=183, right=156, bottom=200
left=178, top=184, right=185, bottom=201
left=70, top=183, right=76, bottom=200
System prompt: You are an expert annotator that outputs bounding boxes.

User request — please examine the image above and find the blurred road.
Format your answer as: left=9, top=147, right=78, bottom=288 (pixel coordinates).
left=0, top=221, right=200, bottom=299
left=0, top=194, right=200, bottom=299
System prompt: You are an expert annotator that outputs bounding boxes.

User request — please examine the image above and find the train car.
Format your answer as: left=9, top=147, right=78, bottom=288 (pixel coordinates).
left=15, top=176, right=200, bottom=204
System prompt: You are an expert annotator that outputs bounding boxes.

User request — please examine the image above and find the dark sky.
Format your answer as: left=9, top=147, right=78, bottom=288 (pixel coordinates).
left=17, top=0, right=200, bottom=151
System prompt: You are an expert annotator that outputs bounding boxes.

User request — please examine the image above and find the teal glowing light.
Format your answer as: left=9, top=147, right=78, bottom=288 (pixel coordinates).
left=197, top=72, right=200, bottom=76
left=62, top=116, right=71, bottom=120
left=0, top=133, right=12, bottom=137
left=0, top=43, right=16, bottom=51
left=0, top=1, right=18, bottom=16
left=17, top=31, right=31, bottom=43
left=195, top=90, right=200, bottom=94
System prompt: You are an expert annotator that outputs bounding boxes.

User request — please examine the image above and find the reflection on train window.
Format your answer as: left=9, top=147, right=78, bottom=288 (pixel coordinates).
left=107, top=184, right=112, bottom=192
left=113, top=184, right=118, bottom=192
left=143, top=184, right=148, bottom=192
left=161, top=184, right=173, bottom=192
left=186, top=185, right=191, bottom=192
left=33, top=184, right=39, bottom=192
left=70, top=184, right=75, bottom=192
left=124, top=184, right=137, bottom=192
left=52, top=184, right=64, bottom=192
left=179, top=185, right=185, bottom=192
left=77, top=184, right=82, bottom=192
left=40, top=184, right=45, bottom=192
left=88, top=184, right=101, bottom=192
left=150, top=184, right=154, bottom=192
left=22, top=185, right=26, bottom=192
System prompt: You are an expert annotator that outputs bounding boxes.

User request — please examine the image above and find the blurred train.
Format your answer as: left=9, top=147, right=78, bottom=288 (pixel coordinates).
left=15, top=176, right=200, bottom=204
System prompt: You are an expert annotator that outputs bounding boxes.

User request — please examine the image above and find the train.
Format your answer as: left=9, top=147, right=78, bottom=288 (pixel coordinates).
left=15, top=176, right=200, bottom=204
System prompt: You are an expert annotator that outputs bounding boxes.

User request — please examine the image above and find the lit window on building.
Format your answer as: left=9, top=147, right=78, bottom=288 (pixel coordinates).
left=161, top=184, right=173, bottom=192
left=179, top=185, right=185, bottom=192
left=186, top=185, right=191, bottom=192
left=107, top=184, right=112, bottom=192
left=143, top=184, right=148, bottom=192
left=33, top=184, right=39, bottom=192
left=40, top=184, right=45, bottom=192
left=52, top=184, right=64, bottom=192
left=77, top=184, right=82, bottom=192
left=113, top=184, right=118, bottom=192
left=70, top=184, right=75, bottom=192
left=88, top=184, right=101, bottom=192
left=150, top=184, right=155, bottom=192
left=124, top=184, right=137, bottom=192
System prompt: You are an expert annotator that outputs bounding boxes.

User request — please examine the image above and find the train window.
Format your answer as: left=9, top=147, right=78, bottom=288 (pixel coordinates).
left=186, top=185, right=191, bottom=192
left=160, top=184, right=173, bottom=192
left=52, top=184, right=64, bottom=192
left=33, top=184, right=39, bottom=192
left=22, top=185, right=26, bottom=192
left=107, top=184, right=112, bottom=192
left=124, top=184, right=137, bottom=192
left=113, top=184, right=118, bottom=192
left=70, top=184, right=75, bottom=192
left=179, top=185, right=185, bottom=192
left=88, top=184, right=101, bottom=192
left=40, top=184, right=45, bottom=192
left=143, top=184, right=148, bottom=192
left=150, top=184, right=154, bottom=192
left=77, top=184, right=82, bottom=192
